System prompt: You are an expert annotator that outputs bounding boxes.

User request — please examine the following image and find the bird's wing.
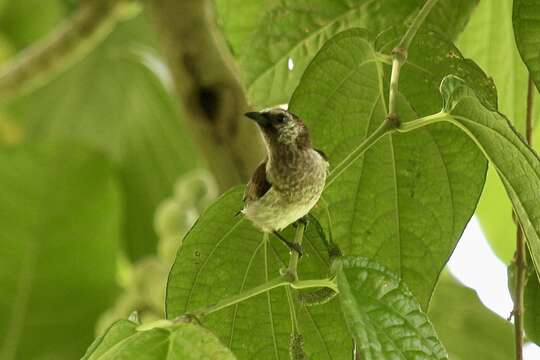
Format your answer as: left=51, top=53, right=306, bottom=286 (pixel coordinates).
left=244, top=160, right=271, bottom=203
left=314, top=148, right=328, bottom=161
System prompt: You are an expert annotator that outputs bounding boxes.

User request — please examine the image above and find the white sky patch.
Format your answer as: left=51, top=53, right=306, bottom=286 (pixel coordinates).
left=525, top=343, right=540, bottom=359
left=288, top=57, right=294, bottom=71
left=448, top=216, right=540, bottom=358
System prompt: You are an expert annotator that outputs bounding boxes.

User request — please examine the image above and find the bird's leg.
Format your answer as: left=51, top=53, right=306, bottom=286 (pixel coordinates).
left=294, top=215, right=310, bottom=228
left=272, top=231, right=303, bottom=256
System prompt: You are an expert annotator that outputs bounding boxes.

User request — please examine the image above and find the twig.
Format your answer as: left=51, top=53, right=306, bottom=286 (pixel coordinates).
left=514, top=75, right=534, bottom=360
left=387, top=0, right=440, bottom=118
left=0, top=0, right=138, bottom=101
left=326, top=0, right=441, bottom=190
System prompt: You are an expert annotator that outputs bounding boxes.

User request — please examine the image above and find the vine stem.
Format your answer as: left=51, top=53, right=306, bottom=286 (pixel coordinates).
left=387, top=0, right=440, bottom=118
left=287, top=222, right=306, bottom=280
left=514, top=75, right=534, bottom=360
left=325, top=0, right=440, bottom=190
left=0, top=0, right=138, bottom=101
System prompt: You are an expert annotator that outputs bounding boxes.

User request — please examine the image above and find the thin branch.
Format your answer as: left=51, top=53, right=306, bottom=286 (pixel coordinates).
left=387, top=0, right=440, bottom=118
left=514, top=75, right=534, bottom=360
left=0, top=0, right=137, bottom=101
left=514, top=227, right=526, bottom=360
left=326, top=0, right=440, bottom=190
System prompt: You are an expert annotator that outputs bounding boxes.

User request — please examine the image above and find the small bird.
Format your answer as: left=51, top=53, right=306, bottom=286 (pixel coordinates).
left=242, top=108, right=328, bottom=253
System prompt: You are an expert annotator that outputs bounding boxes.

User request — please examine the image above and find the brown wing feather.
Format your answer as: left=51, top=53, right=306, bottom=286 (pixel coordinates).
left=244, top=160, right=271, bottom=203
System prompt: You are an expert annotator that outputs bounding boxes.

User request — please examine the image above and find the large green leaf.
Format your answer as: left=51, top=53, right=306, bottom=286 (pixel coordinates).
left=289, top=29, right=490, bottom=307
left=429, top=274, right=514, bottom=359
left=337, top=256, right=447, bottom=359
left=214, top=0, right=279, bottom=57
left=239, top=0, right=478, bottom=107
left=525, top=269, right=540, bottom=346
left=459, top=0, right=539, bottom=134
left=459, top=0, right=540, bottom=263
left=0, top=0, right=66, bottom=49
left=0, top=0, right=8, bottom=16
left=83, top=320, right=236, bottom=359
left=5, top=17, right=198, bottom=260
left=434, top=75, right=540, bottom=278
left=0, top=142, right=121, bottom=359
left=166, top=188, right=352, bottom=359
left=514, top=0, right=540, bottom=93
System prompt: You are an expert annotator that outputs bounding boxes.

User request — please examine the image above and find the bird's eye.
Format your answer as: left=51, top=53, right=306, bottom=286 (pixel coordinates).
left=276, top=114, right=287, bottom=123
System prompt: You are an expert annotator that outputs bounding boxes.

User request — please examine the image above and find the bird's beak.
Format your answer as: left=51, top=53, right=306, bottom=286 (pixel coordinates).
left=245, top=111, right=270, bottom=126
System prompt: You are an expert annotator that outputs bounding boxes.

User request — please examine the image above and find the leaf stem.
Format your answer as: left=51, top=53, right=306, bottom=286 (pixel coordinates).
left=396, top=111, right=450, bottom=132
left=325, top=0, right=439, bottom=189
left=287, top=222, right=306, bottom=280
left=325, top=110, right=452, bottom=187
left=387, top=0, right=440, bottom=118
left=514, top=75, right=534, bottom=360
left=291, top=278, right=338, bottom=292
left=0, top=0, right=138, bottom=101
left=188, top=276, right=289, bottom=318
left=182, top=275, right=337, bottom=319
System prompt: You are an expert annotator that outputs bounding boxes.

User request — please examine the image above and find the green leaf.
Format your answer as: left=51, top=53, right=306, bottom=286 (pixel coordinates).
left=0, top=0, right=66, bottom=49
left=525, top=269, right=540, bottom=345
left=514, top=0, right=540, bottom=94
left=429, top=274, right=514, bottom=359
left=437, top=75, right=540, bottom=278
left=458, top=0, right=540, bottom=263
left=5, top=18, right=199, bottom=260
left=289, top=29, right=490, bottom=307
left=83, top=320, right=237, bottom=359
left=214, top=0, right=279, bottom=57
left=0, top=142, right=121, bottom=359
left=239, top=0, right=478, bottom=107
left=0, top=0, right=8, bottom=16
left=459, top=0, right=540, bottom=133
left=166, top=188, right=352, bottom=359
left=337, top=256, right=447, bottom=359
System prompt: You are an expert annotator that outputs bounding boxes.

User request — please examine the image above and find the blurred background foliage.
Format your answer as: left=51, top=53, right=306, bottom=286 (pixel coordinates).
left=0, top=0, right=537, bottom=359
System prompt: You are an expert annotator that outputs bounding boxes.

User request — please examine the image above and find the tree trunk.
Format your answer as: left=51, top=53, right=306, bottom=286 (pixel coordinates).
left=149, top=0, right=265, bottom=191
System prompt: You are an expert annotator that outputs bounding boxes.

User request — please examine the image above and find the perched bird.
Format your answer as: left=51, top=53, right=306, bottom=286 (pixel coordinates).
left=242, top=108, right=328, bottom=253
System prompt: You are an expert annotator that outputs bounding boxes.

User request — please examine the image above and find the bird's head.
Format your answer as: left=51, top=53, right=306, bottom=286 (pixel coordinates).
left=245, top=108, right=311, bottom=149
